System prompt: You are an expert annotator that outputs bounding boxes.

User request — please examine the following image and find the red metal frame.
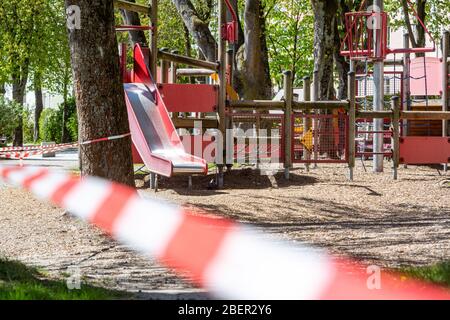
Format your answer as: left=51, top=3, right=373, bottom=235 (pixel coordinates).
left=340, top=0, right=435, bottom=60
left=221, top=0, right=238, bottom=44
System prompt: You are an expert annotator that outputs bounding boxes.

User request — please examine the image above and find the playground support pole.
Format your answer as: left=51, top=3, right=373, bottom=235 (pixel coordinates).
left=303, top=76, right=311, bottom=172
left=225, top=49, right=234, bottom=171
left=348, top=71, right=356, bottom=181
left=217, top=0, right=227, bottom=188
left=373, top=0, right=384, bottom=173
left=150, top=0, right=158, bottom=77
left=391, top=96, right=400, bottom=180
left=403, top=33, right=411, bottom=134
left=170, top=50, right=180, bottom=118
left=402, top=33, right=410, bottom=169
left=283, top=71, right=293, bottom=180
left=312, top=70, right=319, bottom=168
left=442, top=31, right=449, bottom=172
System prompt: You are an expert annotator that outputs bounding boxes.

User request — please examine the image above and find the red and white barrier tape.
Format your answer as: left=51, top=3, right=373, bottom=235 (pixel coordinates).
left=0, top=133, right=131, bottom=160
left=0, top=164, right=449, bottom=300
left=0, top=143, right=78, bottom=159
left=0, top=142, right=79, bottom=153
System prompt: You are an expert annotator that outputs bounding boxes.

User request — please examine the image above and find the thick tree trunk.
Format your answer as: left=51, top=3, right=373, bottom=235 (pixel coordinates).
left=311, top=0, right=338, bottom=157
left=119, top=0, right=147, bottom=46
left=240, top=0, right=272, bottom=100
left=311, top=0, right=337, bottom=100
left=172, top=0, right=217, bottom=61
left=34, top=74, right=44, bottom=142
left=66, top=0, right=134, bottom=186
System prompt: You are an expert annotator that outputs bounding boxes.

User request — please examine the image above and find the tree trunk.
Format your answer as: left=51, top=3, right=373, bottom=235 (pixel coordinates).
left=415, top=0, right=426, bottom=56
left=66, top=0, right=134, bottom=186
left=183, top=24, right=192, bottom=57
left=119, top=0, right=148, bottom=46
left=311, top=0, right=338, bottom=157
left=402, top=0, right=427, bottom=57
left=311, top=0, right=337, bottom=100
left=172, top=0, right=217, bottom=61
left=12, top=65, right=28, bottom=147
left=239, top=0, right=272, bottom=100
left=34, top=74, right=44, bottom=142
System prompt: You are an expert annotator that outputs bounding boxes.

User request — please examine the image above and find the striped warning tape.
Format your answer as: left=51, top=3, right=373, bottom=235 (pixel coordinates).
left=0, top=133, right=131, bottom=160
left=0, top=164, right=449, bottom=300
left=0, top=143, right=78, bottom=159
left=0, top=142, right=74, bottom=152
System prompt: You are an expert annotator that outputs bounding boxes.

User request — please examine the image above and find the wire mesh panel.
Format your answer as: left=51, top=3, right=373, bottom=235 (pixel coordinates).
left=292, top=113, right=349, bottom=163
left=228, top=112, right=284, bottom=164
left=355, top=119, right=393, bottom=158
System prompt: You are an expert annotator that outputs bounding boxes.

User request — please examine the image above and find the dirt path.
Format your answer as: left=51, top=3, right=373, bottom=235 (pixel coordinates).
left=0, top=159, right=449, bottom=297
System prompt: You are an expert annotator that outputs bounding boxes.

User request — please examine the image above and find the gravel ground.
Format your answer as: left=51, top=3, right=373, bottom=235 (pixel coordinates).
left=0, top=156, right=449, bottom=297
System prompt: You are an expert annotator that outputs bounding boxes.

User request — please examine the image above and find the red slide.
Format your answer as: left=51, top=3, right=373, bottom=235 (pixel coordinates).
left=124, top=44, right=207, bottom=177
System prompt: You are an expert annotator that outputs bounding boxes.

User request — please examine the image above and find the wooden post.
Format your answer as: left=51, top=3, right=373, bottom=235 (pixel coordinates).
left=403, top=33, right=411, bottom=133
left=283, top=71, right=293, bottom=179
left=391, top=96, right=400, bottom=180
left=312, top=70, right=319, bottom=167
left=170, top=50, right=179, bottom=119
left=160, top=48, right=169, bottom=83
left=217, top=0, right=227, bottom=188
left=150, top=0, right=158, bottom=77
left=303, top=76, right=311, bottom=172
left=226, top=49, right=234, bottom=87
left=348, top=71, right=356, bottom=181
left=442, top=31, right=449, bottom=172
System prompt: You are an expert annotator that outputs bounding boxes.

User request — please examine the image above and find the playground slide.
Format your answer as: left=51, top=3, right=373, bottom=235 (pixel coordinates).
left=124, top=45, right=207, bottom=177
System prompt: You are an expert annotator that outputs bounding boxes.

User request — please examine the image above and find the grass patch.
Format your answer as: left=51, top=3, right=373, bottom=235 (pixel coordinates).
left=399, top=261, right=450, bottom=287
left=0, top=258, right=129, bottom=300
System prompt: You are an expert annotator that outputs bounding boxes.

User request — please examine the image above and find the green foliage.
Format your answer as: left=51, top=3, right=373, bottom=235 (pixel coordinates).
left=39, top=108, right=62, bottom=143
left=385, top=0, right=450, bottom=46
left=265, top=0, right=314, bottom=88
left=0, top=258, right=127, bottom=300
left=0, top=95, right=22, bottom=138
left=400, top=261, right=450, bottom=287
left=39, top=97, right=78, bottom=143
left=22, top=107, right=34, bottom=143
left=0, top=96, right=21, bottom=140
left=65, top=97, right=78, bottom=142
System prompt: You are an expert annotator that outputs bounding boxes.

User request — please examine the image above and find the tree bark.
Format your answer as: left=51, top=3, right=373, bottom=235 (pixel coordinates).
left=239, top=0, right=272, bottom=100
left=11, top=63, right=29, bottom=147
left=119, top=0, right=148, bottom=46
left=34, top=73, right=44, bottom=142
left=311, top=0, right=337, bottom=101
left=401, top=0, right=427, bottom=57
left=172, top=0, right=217, bottom=61
left=66, top=0, right=134, bottom=186
left=311, top=0, right=338, bottom=157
